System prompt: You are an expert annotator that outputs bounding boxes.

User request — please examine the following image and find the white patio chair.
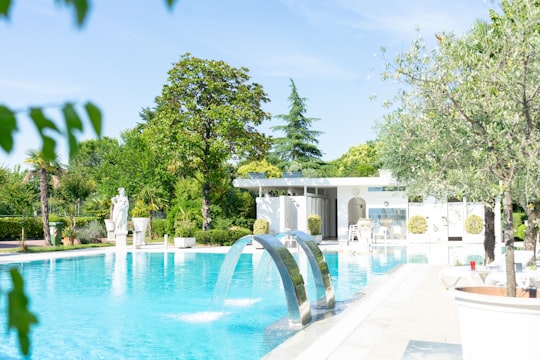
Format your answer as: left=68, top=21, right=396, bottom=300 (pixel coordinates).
left=373, top=226, right=387, bottom=244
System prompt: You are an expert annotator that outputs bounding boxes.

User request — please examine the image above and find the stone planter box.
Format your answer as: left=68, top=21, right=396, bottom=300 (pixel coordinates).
left=174, top=237, right=196, bottom=248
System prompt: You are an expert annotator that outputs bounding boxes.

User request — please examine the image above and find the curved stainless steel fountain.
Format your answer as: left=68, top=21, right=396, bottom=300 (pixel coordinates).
left=212, top=234, right=312, bottom=326
left=211, top=231, right=336, bottom=326
left=278, top=230, right=335, bottom=309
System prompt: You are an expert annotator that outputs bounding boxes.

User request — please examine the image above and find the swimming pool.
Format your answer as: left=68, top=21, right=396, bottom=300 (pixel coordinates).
left=0, top=247, right=406, bottom=359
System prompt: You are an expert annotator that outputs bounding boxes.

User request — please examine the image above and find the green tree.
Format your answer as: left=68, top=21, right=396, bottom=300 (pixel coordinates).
left=271, top=78, right=324, bottom=171
left=144, top=53, right=272, bottom=230
left=237, top=159, right=282, bottom=178
left=23, top=150, right=63, bottom=246
left=55, top=172, right=95, bottom=243
left=324, top=142, right=380, bottom=177
left=0, top=166, right=36, bottom=248
left=379, top=0, right=540, bottom=296
left=68, top=137, right=119, bottom=177
left=0, top=166, right=36, bottom=217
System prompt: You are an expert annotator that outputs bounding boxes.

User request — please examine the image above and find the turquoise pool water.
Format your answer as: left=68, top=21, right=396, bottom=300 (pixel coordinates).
left=0, top=247, right=406, bottom=359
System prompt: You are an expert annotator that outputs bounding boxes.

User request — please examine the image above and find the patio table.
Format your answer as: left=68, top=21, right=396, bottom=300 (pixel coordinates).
left=439, top=266, right=488, bottom=288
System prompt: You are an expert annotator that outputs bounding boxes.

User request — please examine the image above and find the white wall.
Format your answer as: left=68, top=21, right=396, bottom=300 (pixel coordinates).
left=256, top=196, right=280, bottom=234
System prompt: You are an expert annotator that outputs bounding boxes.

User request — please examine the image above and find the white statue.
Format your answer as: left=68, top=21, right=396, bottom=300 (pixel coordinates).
left=112, top=187, right=129, bottom=234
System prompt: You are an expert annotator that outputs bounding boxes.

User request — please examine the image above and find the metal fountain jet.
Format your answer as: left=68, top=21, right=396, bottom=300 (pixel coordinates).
left=276, top=230, right=335, bottom=309
left=212, top=234, right=312, bottom=326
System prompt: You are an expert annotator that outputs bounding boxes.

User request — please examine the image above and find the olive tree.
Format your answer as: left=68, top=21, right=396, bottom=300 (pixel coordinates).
left=379, top=0, right=540, bottom=296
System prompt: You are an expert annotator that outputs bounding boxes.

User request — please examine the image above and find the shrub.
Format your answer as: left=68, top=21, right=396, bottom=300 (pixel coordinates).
left=253, top=219, right=269, bottom=235
left=407, top=215, right=428, bottom=234
left=175, top=221, right=196, bottom=237
left=195, top=230, right=212, bottom=244
left=78, top=220, right=106, bottom=244
left=307, top=214, right=322, bottom=235
left=513, top=212, right=526, bottom=230
left=516, top=223, right=526, bottom=240
left=0, top=217, right=43, bottom=240
left=152, top=219, right=167, bottom=237
left=194, top=228, right=252, bottom=246
left=228, top=228, right=252, bottom=243
left=464, top=214, right=484, bottom=234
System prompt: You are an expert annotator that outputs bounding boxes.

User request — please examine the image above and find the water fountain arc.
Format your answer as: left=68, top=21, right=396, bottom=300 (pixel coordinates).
left=212, top=234, right=312, bottom=326
left=278, top=230, right=335, bottom=309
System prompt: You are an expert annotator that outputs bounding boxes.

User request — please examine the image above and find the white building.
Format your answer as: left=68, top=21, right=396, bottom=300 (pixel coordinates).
left=233, top=171, right=499, bottom=243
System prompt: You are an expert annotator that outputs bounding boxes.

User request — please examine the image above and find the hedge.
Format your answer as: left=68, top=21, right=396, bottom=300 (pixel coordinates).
left=0, top=216, right=102, bottom=241
left=0, top=218, right=43, bottom=240
left=194, top=228, right=252, bottom=246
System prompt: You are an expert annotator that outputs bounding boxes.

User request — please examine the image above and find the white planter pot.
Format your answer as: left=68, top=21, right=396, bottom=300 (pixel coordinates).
left=104, top=219, right=115, bottom=231
left=311, top=234, right=322, bottom=244
left=132, top=217, right=149, bottom=247
left=407, top=233, right=427, bottom=242
left=174, top=237, right=196, bottom=248
left=450, top=286, right=540, bottom=359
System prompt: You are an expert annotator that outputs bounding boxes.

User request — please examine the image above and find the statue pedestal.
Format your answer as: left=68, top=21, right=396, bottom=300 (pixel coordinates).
left=105, top=220, right=116, bottom=241
left=115, top=232, right=127, bottom=248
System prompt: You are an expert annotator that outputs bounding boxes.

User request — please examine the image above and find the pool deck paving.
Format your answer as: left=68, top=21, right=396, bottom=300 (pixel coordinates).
left=0, top=240, right=462, bottom=359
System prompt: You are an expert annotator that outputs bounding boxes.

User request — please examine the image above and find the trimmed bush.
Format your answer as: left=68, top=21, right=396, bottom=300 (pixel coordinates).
left=307, top=214, right=322, bottom=235
left=464, top=214, right=484, bottom=234
left=253, top=219, right=269, bottom=235
left=0, top=217, right=44, bottom=240
left=194, top=228, right=252, bottom=246
left=407, top=215, right=428, bottom=234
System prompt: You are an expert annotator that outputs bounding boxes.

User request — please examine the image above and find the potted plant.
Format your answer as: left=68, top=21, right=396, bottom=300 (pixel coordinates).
left=463, top=214, right=484, bottom=242
left=62, top=219, right=78, bottom=246
left=174, top=221, right=196, bottom=248
left=307, top=214, right=322, bottom=244
left=252, top=218, right=270, bottom=248
left=131, top=199, right=149, bottom=247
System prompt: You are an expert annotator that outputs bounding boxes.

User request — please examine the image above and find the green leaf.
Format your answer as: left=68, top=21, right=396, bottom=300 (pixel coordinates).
left=84, top=102, right=102, bottom=137
left=62, top=103, right=83, bottom=158
left=8, top=268, right=39, bottom=356
left=56, top=0, right=89, bottom=27
left=0, top=105, right=17, bottom=152
left=0, top=0, right=12, bottom=18
left=29, top=107, right=60, bottom=160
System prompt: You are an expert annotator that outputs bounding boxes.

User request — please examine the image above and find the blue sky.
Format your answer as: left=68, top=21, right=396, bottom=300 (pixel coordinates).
left=1, top=0, right=493, bottom=168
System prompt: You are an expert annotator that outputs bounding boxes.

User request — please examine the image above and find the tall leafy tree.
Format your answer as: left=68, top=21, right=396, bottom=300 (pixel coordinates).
left=272, top=79, right=324, bottom=171
left=324, top=142, right=380, bottom=177
left=55, top=172, right=95, bottom=243
left=23, top=150, right=63, bottom=246
left=0, top=166, right=36, bottom=217
left=144, top=53, right=272, bottom=230
left=379, top=0, right=540, bottom=296
left=0, top=166, right=36, bottom=248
